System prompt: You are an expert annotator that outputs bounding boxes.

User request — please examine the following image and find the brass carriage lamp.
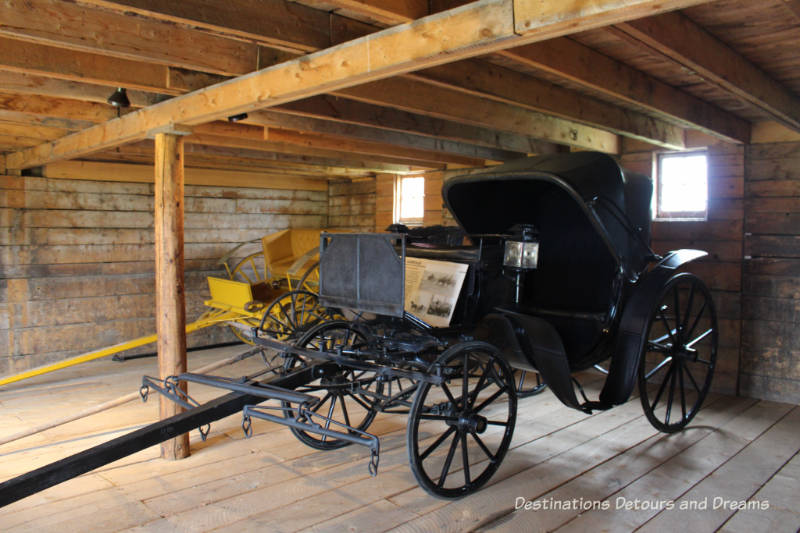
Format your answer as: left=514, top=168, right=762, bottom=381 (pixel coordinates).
left=503, top=224, right=540, bottom=306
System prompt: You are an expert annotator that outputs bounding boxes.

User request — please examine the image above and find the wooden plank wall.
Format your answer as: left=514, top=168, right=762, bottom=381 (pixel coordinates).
left=0, top=173, right=328, bottom=376
left=621, top=144, right=744, bottom=395
left=742, top=141, right=800, bottom=403
left=328, top=178, right=375, bottom=232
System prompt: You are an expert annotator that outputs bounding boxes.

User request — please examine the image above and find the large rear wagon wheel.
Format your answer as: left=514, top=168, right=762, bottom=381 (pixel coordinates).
left=639, top=273, right=718, bottom=433
left=407, top=341, right=516, bottom=498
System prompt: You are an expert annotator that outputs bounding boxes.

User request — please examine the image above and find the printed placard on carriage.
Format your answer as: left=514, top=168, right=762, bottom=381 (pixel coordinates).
left=405, top=257, right=468, bottom=328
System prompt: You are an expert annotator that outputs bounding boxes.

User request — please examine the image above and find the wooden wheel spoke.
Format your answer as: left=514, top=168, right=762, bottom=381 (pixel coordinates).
left=420, top=426, right=456, bottom=461
left=441, top=382, right=459, bottom=409
left=686, top=300, right=707, bottom=340
left=665, top=362, right=677, bottom=424
left=340, top=394, right=352, bottom=429
left=678, top=360, right=687, bottom=420
left=310, top=392, right=333, bottom=414
left=686, top=328, right=713, bottom=349
left=683, top=363, right=702, bottom=393
left=461, top=432, right=471, bottom=487
left=437, top=432, right=460, bottom=489
left=658, top=309, right=678, bottom=345
left=650, top=362, right=674, bottom=412
left=473, top=386, right=507, bottom=414
left=470, top=432, right=495, bottom=462
left=645, top=356, right=673, bottom=380
left=469, top=362, right=490, bottom=409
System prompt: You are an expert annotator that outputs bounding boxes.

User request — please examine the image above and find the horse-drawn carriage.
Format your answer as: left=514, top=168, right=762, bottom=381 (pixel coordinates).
left=196, top=151, right=717, bottom=498
left=0, top=152, right=718, bottom=505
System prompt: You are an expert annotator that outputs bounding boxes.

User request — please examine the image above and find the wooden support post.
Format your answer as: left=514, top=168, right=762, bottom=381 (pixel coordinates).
left=153, top=132, right=189, bottom=460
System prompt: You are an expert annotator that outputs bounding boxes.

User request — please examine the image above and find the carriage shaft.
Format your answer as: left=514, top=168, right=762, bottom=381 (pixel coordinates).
left=0, top=365, right=315, bottom=508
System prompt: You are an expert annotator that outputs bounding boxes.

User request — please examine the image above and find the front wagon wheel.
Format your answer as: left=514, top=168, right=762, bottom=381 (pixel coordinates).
left=639, top=273, right=717, bottom=433
left=407, top=341, right=516, bottom=499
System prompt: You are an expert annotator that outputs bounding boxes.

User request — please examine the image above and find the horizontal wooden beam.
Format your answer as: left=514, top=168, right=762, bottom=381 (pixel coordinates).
left=0, top=71, right=164, bottom=108
left=246, top=110, right=523, bottom=161
left=42, top=160, right=329, bottom=190
left=315, top=0, right=428, bottom=25
left=75, top=0, right=331, bottom=53
left=92, top=141, right=417, bottom=175
left=6, top=0, right=717, bottom=170
left=414, top=60, right=685, bottom=149
left=336, top=78, right=619, bottom=152
left=0, top=37, right=180, bottom=95
left=499, top=38, right=750, bottom=144
left=0, top=0, right=258, bottom=76
left=615, top=11, right=800, bottom=131
left=264, top=127, right=484, bottom=166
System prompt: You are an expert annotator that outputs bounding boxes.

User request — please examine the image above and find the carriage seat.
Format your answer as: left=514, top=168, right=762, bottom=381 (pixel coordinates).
left=261, top=229, right=323, bottom=281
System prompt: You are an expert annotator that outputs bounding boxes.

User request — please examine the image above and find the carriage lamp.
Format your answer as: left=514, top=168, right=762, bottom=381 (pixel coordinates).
left=503, top=224, right=540, bottom=306
left=503, top=226, right=540, bottom=270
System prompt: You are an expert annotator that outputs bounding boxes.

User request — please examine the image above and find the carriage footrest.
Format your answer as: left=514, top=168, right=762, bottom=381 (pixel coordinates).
left=242, top=404, right=381, bottom=476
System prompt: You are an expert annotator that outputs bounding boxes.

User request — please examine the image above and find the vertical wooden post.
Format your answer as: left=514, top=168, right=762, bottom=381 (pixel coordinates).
left=153, top=132, right=189, bottom=460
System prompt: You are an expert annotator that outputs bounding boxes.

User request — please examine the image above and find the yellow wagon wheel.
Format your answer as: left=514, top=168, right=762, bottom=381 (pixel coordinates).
left=257, top=290, right=333, bottom=340
left=229, top=251, right=268, bottom=285
left=295, top=260, right=320, bottom=293
left=226, top=251, right=268, bottom=345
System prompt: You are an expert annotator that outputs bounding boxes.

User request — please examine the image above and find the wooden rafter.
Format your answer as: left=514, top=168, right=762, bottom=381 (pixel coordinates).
left=413, top=60, right=686, bottom=148
left=615, top=11, right=800, bottom=131
left=0, top=0, right=259, bottom=76
left=74, top=0, right=331, bottom=52
left=498, top=38, right=750, bottom=144
left=246, top=111, right=523, bottom=161
left=274, top=96, right=560, bottom=154
left=336, top=79, right=619, bottom=152
left=5, top=0, right=720, bottom=170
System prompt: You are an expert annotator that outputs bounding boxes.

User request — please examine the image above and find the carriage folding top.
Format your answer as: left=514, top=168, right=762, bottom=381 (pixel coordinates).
left=0, top=152, right=719, bottom=505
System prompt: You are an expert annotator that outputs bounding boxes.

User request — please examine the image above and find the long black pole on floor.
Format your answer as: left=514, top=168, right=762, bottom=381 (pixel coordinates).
left=0, top=366, right=314, bottom=508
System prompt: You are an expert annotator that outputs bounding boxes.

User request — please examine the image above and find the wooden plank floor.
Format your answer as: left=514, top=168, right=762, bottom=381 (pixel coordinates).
left=0, top=345, right=798, bottom=533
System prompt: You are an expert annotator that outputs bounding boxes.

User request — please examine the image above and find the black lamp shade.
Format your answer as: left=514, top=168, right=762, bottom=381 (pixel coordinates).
left=107, top=87, right=130, bottom=108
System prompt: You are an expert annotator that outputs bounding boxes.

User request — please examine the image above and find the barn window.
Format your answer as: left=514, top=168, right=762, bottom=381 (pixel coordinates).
left=395, top=176, right=425, bottom=225
left=654, top=151, right=708, bottom=221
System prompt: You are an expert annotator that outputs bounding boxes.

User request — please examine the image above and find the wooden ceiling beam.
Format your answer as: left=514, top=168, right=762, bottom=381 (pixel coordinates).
left=0, top=71, right=165, bottom=108
left=0, top=38, right=225, bottom=95
left=499, top=38, right=750, bottom=144
left=193, top=121, right=480, bottom=165
left=6, top=0, right=719, bottom=170
left=335, top=78, right=619, bottom=152
left=309, top=0, right=428, bottom=26
left=275, top=96, right=559, bottom=154
left=414, top=60, right=686, bottom=149
left=74, top=0, right=331, bottom=53
left=264, top=127, right=484, bottom=166
left=615, top=11, right=800, bottom=131
left=94, top=141, right=418, bottom=175
left=246, top=110, right=523, bottom=161
left=0, top=92, right=117, bottom=124
left=0, top=0, right=259, bottom=76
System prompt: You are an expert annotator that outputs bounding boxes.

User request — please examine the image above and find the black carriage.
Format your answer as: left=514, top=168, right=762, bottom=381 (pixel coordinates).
left=237, top=151, right=719, bottom=498
left=0, top=152, right=719, bottom=507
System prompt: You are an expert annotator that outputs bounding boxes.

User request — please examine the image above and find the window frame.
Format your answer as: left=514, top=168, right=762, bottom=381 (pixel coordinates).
left=653, top=150, right=709, bottom=222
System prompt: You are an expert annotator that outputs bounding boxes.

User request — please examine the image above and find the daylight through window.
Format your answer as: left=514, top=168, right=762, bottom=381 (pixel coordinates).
left=396, top=176, right=425, bottom=225
left=655, top=151, right=708, bottom=221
